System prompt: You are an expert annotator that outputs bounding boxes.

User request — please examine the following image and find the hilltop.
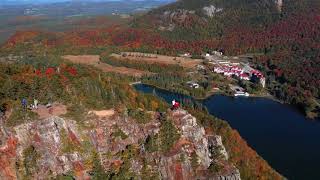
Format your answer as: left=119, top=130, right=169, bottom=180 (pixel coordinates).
left=137, top=0, right=279, bottom=40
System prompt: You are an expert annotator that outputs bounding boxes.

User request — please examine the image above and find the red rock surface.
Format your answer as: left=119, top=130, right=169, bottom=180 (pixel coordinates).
left=0, top=136, right=18, bottom=180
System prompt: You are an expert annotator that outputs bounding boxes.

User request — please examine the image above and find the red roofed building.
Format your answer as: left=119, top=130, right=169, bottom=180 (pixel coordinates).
left=240, top=73, right=250, bottom=80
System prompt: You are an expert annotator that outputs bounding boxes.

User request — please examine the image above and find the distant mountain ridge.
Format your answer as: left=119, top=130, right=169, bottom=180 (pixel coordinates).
left=137, top=0, right=319, bottom=40
left=0, top=0, right=175, bottom=6
left=136, top=0, right=281, bottom=40
left=0, top=0, right=67, bottom=5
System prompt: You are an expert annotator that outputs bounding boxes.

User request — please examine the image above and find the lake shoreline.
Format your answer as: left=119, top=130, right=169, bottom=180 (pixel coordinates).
left=133, top=82, right=315, bottom=119
left=133, top=81, right=280, bottom=102
left=134, top=83, right=320, bottom=179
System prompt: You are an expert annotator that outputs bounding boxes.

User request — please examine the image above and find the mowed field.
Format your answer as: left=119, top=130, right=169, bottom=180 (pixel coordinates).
left=111, top=52, right=202, bottom=69
left=62, top=55, right=148, bottom=77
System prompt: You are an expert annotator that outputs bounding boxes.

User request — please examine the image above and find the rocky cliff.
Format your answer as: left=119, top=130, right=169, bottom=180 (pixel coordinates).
left=0, top=108, right=241, bottom=179
left=139, top=0, right=280, bottom=35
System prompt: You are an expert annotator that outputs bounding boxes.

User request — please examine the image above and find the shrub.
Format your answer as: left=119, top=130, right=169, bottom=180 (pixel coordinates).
left=128, top=109, right=152, bottom=124
left=112, top=126, right=128, bottom=140
left=7, top=106, right=38, bottom=127
left=23, top=145, right=40, bottom=176
left=158, top=119, right=180, bottom=153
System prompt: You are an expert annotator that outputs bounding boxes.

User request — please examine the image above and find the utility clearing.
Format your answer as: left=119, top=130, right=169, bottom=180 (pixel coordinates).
left=111, top=52, right=202, bottom=69
left=62, top=55, right=148, bottom=77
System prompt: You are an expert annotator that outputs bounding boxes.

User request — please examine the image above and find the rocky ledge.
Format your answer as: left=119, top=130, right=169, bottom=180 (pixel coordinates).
left=0, top=108, right=241, bottom=179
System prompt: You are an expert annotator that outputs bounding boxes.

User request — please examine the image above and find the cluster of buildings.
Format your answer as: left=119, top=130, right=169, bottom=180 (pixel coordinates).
left=24, top=8, right=39, bottom=15
left=181, top=51, right=266, bottom=93
left=213, top=65, right=265, bottom=87
left=251, top=69, right=264, bottom=79
left=204, top=52, right=266, bottom=88
left=213, top=65, right=251, bottom=81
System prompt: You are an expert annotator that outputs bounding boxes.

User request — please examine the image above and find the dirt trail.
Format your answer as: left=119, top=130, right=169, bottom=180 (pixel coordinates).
left=88, top=109, right=115, bottom=118
left=62, top=55, right=148, bottom=77
left=32, top=103, right=67, bottom=119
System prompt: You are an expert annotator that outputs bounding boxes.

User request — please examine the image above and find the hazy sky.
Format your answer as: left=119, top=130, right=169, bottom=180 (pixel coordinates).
left=0, top=0, right=174, bottom=6
left=4, top=0, right=166, bottom=2
left=0, top=0, right=133, bottom=5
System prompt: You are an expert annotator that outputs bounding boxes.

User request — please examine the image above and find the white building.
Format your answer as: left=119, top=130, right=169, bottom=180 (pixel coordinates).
left=212, top=51, right=223, bottom=56
left=187, top=81, right=200, bottom=89
left=180, top=53, right=191, bottom=58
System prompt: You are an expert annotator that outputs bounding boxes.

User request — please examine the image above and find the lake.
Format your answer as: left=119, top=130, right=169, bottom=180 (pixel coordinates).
left=134, top=83, right=320, bottom=180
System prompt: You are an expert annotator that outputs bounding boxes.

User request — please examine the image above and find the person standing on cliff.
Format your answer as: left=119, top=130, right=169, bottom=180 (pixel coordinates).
left=172, top=99, right=176, bottom=106
left=21, top=98, right=27, bottom=111
left=171, top=99, right=180, bottom=110
left=34, top=99, right=39, bottom=109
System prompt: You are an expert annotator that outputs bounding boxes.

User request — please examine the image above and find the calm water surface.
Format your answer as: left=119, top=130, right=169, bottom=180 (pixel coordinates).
left=134, top=84, right=320, bottom=180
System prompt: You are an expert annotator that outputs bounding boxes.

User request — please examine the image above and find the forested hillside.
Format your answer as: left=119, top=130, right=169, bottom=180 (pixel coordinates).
left=1, top=0, right=319, bottom=118
left=137, top=0, right=279, bottom=40
left=4, top=0, right=317, bottom=118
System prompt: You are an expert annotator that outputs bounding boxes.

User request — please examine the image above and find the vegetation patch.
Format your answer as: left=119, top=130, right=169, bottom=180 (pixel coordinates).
left=23, top=145, right=40, bottom=177
left=144, top=116, right=180, bottom=154
left=6, top=106, right=38, bottom=127
left=112, top=125, right=128, bottom=140
left=128, top=109, right=152, bottom=124
left=101, top=55, right=184, bottom=73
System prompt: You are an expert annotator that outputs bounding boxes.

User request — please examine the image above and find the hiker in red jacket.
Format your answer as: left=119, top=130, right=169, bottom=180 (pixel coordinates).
left=171, top=99, right=180, bottom=110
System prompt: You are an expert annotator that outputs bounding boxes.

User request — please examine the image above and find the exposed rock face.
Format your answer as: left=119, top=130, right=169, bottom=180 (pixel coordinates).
left=208, top=135, right=229, bottom=160
left=171, top=110, right=211, bottom=168
left=215, top=170, right=241, bottom=180
left=88, top=111, right=161, bottom=169
left=157, top=9, right=205, bottom=31
left=158, top=110, right=241, bottom=180
left=13, top=116, right=87, bottom=178
left=0, top=113, right=17, bottom=180
left=163, top=9, right=196, bottom=23
left=203, top=5, right=223, bottom=17
left=0, top=136, right=18, bottom=180
left=275, top=0, right=283, bottom=12
left=0, top=108, right=240, bottom=179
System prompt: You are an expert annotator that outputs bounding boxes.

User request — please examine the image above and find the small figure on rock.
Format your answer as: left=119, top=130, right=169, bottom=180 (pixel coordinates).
left=171, top=99, right=180, bottom=110
left=34, top=99, right=39, bottom=109
left=21, top=98, right=27, bottom=111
